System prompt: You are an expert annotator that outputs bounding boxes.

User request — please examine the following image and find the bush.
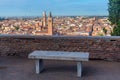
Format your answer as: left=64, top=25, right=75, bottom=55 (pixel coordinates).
left=103, top=27, right=107, bottom=34
left=111, top=26, right=120, bottom=36
left=14, top=26, right=19, bottom=30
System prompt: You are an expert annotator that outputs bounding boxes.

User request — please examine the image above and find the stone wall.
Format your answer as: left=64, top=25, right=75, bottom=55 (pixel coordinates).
left=0, top=35, right=120, bottom=61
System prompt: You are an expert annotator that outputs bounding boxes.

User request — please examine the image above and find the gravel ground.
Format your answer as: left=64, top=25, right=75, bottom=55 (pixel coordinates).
left=0, top=56, right=120, bottom=80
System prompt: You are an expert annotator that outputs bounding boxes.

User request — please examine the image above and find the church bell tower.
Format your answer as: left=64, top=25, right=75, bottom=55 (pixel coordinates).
left=47, top=12, right=53, bottom=35
left=43, top=11, right=47, bottom=28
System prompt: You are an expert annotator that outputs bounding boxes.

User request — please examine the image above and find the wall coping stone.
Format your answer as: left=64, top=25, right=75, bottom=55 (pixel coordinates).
left=0, top=34, right=120, bottom=39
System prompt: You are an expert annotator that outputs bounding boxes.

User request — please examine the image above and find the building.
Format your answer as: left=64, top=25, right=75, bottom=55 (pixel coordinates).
left=34, top=11, right=53, bottom=35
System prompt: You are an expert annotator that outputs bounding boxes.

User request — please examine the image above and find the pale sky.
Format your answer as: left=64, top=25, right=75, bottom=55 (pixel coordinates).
left=0, top=0, right=109, bottom=17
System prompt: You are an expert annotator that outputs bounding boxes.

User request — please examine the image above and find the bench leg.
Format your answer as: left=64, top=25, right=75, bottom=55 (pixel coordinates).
left=77, top=62, right=82, bottom=77
left=35, top=59, right=44, bottom=74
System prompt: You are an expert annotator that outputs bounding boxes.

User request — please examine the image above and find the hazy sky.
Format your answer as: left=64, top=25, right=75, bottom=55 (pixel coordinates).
left=0, top=0, right=109, bottom=17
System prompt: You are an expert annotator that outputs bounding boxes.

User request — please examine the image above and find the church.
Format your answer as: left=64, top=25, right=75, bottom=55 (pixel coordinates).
left=34, top=11, right=53, bottom=36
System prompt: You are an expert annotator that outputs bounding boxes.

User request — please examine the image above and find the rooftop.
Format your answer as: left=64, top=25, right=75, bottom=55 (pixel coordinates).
left=0, top=56, right=120, bottom=80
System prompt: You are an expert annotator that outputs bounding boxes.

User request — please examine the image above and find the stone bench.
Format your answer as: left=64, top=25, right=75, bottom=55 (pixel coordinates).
left=28, top=50, right=89, bottom=77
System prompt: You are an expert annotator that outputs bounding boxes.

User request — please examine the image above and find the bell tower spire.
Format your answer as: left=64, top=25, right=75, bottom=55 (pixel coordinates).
left=43, top=11, right=47, bottom=28
left=49, top=12, right=52, bottom=17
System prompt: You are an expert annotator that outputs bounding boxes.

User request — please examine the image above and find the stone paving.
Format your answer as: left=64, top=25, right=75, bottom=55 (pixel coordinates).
left=0, top=56, right=120, bottom=80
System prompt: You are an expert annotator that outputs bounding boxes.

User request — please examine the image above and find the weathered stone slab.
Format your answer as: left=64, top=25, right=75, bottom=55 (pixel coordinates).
left=28, top=51, right=89, bottom=61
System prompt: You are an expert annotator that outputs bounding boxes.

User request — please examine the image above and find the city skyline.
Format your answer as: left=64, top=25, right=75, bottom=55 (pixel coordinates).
left=0, top=0, right=109, bottom=17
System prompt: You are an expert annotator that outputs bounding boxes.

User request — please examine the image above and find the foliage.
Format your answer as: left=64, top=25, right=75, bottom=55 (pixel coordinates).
left=111, top=21, right=120, bottom=35
left=103, top=27, right=107, bottom=34
left=111, top=26, right=120, bottom=35
left=108, top=0, right=120, bottom=36
left=14, top=26, right=19, bottom=30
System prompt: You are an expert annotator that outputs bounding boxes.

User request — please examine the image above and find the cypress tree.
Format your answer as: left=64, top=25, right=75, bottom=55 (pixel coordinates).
left=108, top=0, right=120, bottom=36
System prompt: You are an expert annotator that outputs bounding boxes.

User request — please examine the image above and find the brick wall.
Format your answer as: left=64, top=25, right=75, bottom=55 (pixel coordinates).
left=0, top=35, right=120, bottom=61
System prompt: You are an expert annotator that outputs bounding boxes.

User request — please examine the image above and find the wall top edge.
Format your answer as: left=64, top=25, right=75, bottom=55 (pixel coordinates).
left=0, top=34, right=120, bottom=39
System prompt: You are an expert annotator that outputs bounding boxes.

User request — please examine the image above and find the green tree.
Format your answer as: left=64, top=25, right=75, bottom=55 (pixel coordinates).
left=108, top=0, right=120, bottom=36
left=14, top=26, right=19, bottom=30
left=111, top=20, right=120, bottom=35
left=103, top=27, right=107, bottom=34
left=108, top=0, right=120, bottom=24
left=112, top=26, right=120, bottom=35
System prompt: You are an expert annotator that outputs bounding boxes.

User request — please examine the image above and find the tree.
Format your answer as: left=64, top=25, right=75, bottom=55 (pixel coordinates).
left=111, top=26, right=120, bottom=35
left=111, top=20, right=120, bottom=35
left=108, top=0, right=120, bottom=24
left=108, top=0, right=120, bottom=36
left=14, top=26, right=19, bottom=30
left=103, top=27, right=107, bottom=34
